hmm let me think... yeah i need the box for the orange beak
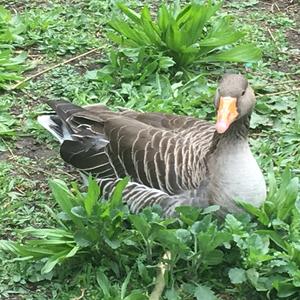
[216,96,239,134]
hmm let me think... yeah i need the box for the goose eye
[241,90,246,96]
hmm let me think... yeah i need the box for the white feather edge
[37,115,72,144]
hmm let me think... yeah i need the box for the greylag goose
[38,74,266,216]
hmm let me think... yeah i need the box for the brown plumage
[38,74,266,215]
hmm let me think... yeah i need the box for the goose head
[214,74,255,134]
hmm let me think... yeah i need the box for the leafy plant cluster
[0,6,26,89]
[108,1,261,68]
[1,170,300,299]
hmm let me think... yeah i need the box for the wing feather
[41,100,215,195]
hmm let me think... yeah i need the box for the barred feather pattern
[88,120,215,195]
[40,101,216,214]
[38,74,266,216]
[97,177,200,216]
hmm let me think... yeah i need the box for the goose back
[42,101,215,195]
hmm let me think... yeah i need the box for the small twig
[0,138,17,160]
[271,79,300,85]
[10,47,103,90]
[257,87,300,98]
[274,2,280,12]
[27,163,77,179]
[14,186,25,195]
[289,28,300,33]
[71,288,86,300]
[267,28,276,43]
[150,251,171,300]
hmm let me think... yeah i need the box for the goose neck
[219,114,250,142]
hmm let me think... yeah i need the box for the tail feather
[37,115,72,144]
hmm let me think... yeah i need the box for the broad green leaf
[176,229,192,244]
[237,200,269,225]
[123,292,148,300]
[201,44,262,63]
[140,7,161,46]
[267,167,277,200]
[108,19,149,46]
[194,285,217,300]
[96,268,111,297]
[129,214,151,237]
[84,177,100,216]
[165,288,180,300]
[201,16,245,48]
[41,248,73,274]
[200,31,245,47]
[165,21,182,52]
[228,268,247,284]
[176,206,202,225]
[202,205,220,214]
[158,4,172,33]
[140,60,158,81]
[277,177,299,221]
[117,3,141,24]
[255,230,287,251]
[71,206,86,219]
[41,256,61,274]
[104,237,121,249]
[154,229,188,253]
[204,249,224,265]
[49,179,74,215]
[273,281,298,298]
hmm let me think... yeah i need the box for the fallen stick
[10,47,103,90]
[267,28,276,43]
[257,87,300,98]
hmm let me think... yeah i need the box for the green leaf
[201,16,245,48]
[123,292,148,300]
[49,179,74,215]
[121,271,132,299]
[176,229,192,244]
[104,237,121,250]
[237,200,269,225]
[158,4,172,33]
[84,177,100,216]
[96,268,111,297]
[129,214,151,237]
[140,6,161,46]
[41,247,76,274]
[71,206,86,219]
[202,205,220,214]
[273,281,298,298]
[194,285,217,300]
[205,249,224,266]
[165,288,180,300]
[117,3,141,25]
[277,177,299,221]
[201,44,262,63]
[110,177,129,208]
[0,240,19,254]
[159,56,175,69]
[255,230,287,251]
[228,268,247,284]
[154,229,188,253]
[176,206,202,225]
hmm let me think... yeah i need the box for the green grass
[0,0,299,299]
